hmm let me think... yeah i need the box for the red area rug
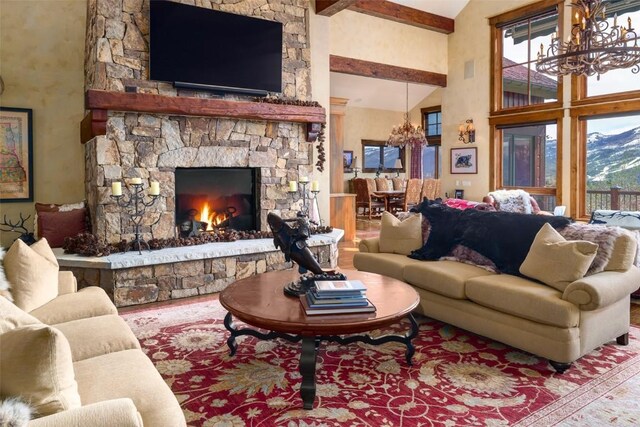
[122,300,640,426]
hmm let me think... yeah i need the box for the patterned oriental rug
[122,300,640,427]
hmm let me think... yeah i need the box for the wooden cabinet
[329,193,356,241]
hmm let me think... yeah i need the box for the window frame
[360,140,406,173]
[570,100,640,220]
[421,106,442,179]
[489,109,563,202]
[489,0,564,115]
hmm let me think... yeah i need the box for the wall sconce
[458,119,475,144]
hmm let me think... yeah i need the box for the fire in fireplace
[175,168,259,235]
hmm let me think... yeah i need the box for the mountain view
[546,126,640,191]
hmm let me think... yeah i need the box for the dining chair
[389,178,423,213]
[421,178,441,201]
[354,178,385,220]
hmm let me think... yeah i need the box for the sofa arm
[359,237,380,253]
[57,271,77,295]
[563,267,640,310]
[29,399,143,427]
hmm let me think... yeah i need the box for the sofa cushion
[4,238,59,312]
[404,260,495,299]
[379,211,423,255]
[353,252,422,282]
[0,295,41,334]
[74,349,186,427]
[52,315,141,361]
[0,324,81,417]
[465,275,580,328]
[520,223,598,292]
[30,287,117,325]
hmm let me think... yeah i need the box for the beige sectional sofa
[1,271,186,426]
[354,230,640,372]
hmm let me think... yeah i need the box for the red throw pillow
[38,209,88,248]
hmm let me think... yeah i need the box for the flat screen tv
[150,0,283,96]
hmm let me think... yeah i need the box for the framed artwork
[454,189,464,199]
[343,150,354,171]
[451,147,477,174]
[1,107,33,202]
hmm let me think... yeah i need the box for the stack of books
[300,280,376,315]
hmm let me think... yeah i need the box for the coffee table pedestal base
[223,312,419,409]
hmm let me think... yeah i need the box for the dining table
[372,190,405,211]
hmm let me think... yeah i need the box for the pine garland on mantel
[63,225,334,257]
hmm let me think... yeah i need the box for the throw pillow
[4,239,59,312]
[0,246,13,302]
[379,211,423,255]
[38,209,88,248]
[520,223,598,291]
[0,324,81,417]
[0,296,41,334]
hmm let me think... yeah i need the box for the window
[489,1,564,210]
[490,0,562,113]
[422,106,442,178]
[361,140,404,173]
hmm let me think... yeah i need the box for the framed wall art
[1,107,33,202]
[343,150,353,172]
[450,147,477,174]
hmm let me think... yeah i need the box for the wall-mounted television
[150,0,283,96]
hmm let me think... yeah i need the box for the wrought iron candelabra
[111,183,160,254]
[288,180,320,219]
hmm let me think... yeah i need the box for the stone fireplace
[62,0,338,307]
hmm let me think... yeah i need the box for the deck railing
[586,187,640,213]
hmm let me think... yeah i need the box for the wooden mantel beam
[330,55,447,87]
[349,0,454,34]
[316,0,358,16]
[80,90,326,144]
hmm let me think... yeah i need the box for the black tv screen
[150,1,283,95]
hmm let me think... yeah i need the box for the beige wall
[330,10,448,74]
[442,0,540,202]
[0,0,86,248]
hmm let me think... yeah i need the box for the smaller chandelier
[536,0,640,78]
[387,83,428,148]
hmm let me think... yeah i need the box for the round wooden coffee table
[219,269,420,409]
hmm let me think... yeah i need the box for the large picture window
[361,140,404,173]
[490,0,562,113]
[422,106,442,179]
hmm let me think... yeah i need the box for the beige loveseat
[354,228,640,372]
[0,271,186,426]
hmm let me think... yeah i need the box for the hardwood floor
[121,218,640,329]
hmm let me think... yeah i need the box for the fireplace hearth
[175,167,259,236]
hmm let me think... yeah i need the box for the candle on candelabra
[299,176,309,183]
[130,177,142,185]
[112,182,122,196]
[311,181,319,192]
[289,180,298,192]
[149,181,160,196]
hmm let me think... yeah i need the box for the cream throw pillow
[0,324,81,417]
[379,211,423,255]
[520,223,598,291]
[0,296,41,334]
[4,239,59,312]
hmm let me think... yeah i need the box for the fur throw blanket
[409,200,571,275]
[488,189,533,214]
[0,398,32,427]
[559,223,626,275]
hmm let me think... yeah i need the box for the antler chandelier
[536,0,640,78]
[387,83,428,148]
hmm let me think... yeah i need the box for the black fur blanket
[409,200,571,275]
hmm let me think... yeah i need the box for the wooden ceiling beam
[349,0,454,34]
[316,0,358,16]
[330,55,447,87]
